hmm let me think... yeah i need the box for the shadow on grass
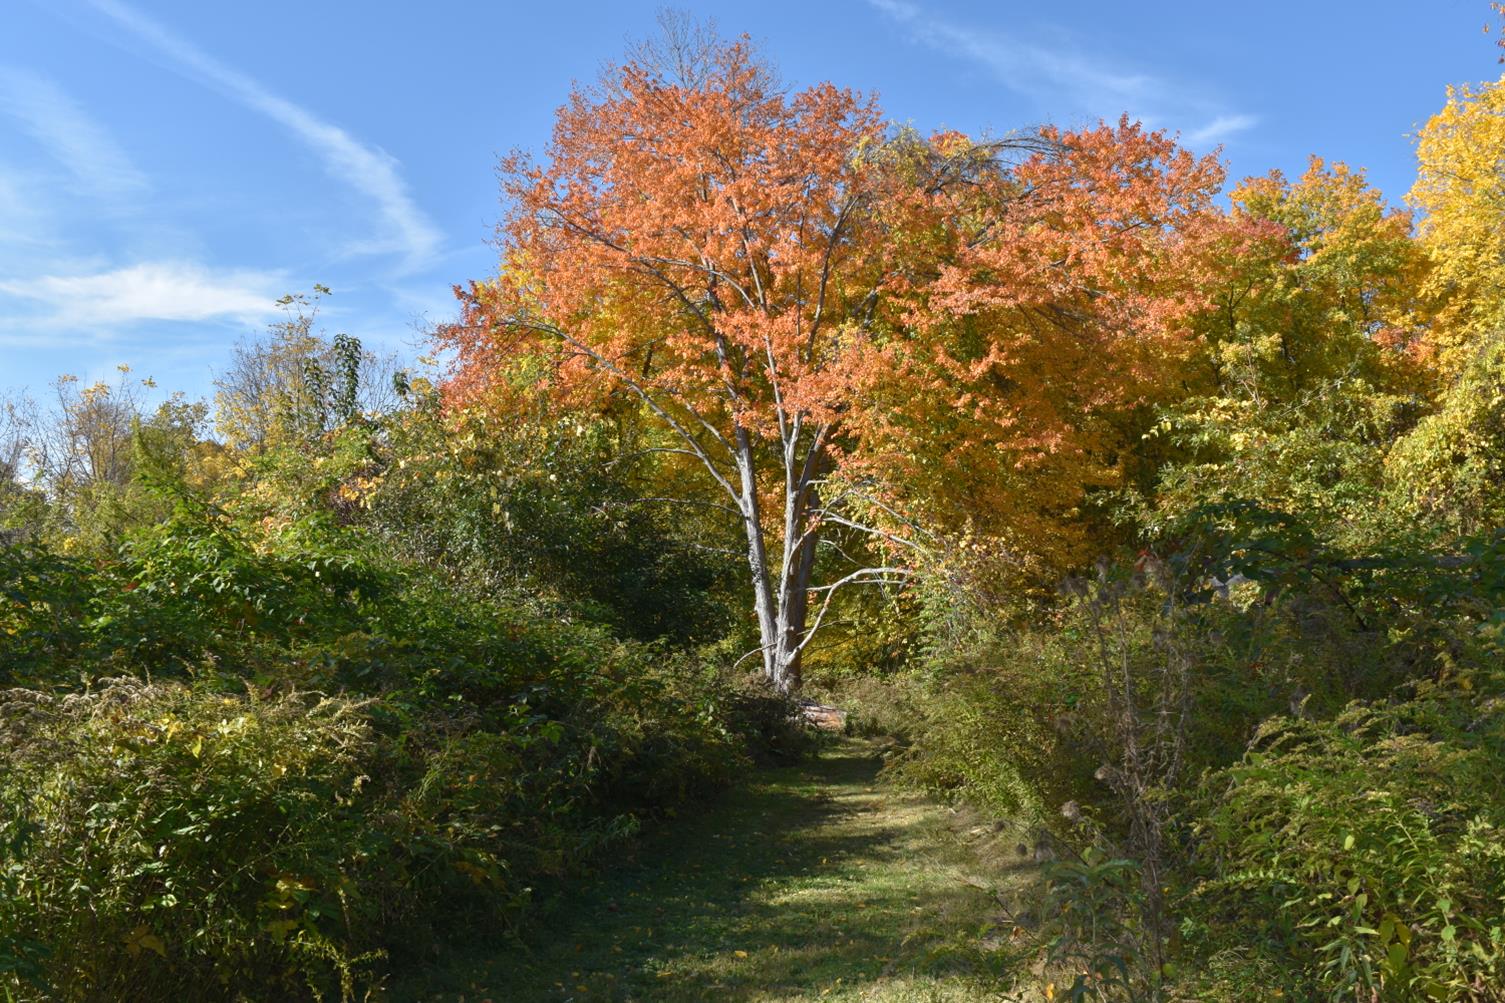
[396,739,1021,1002]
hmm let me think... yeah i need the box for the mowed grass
[395,737,1040,1002]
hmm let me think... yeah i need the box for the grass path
[396,737,1038,1002]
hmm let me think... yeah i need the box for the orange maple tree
[848,119,1231,578]
[440,28,1232,689]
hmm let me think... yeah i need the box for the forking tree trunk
[734,425,821,694]
[510,322,913,697]
[519,322,859,697]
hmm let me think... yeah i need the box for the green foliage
[880,661,1060,822]
[99,504,399,678]
[712,671,821,765]
[0,496,761,1000]
[0,680,382,1001]
[1036,849,1160,1003]
[1137,380,1412,547]
[888,548,1396,830]
[363,397,739,644]
[0,543,91,685]
[1387,331,1505,535]
[1182,670,1505,1001]
[895,511,1505,998]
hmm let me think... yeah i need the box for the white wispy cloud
[1183,113,1260,146]
[0,260,283,330]
[0,66,148,198]
[867,0,1257,147]
[0,169,57,250]
[86,0,444,272]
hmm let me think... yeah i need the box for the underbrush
[0,664,755,1001]
[860,568,1378,830]
[0,681,381,1001]
[0,515,802,1001]
[1181,667,1505,1000]
[865,539,1505,1001]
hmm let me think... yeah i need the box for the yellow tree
[1143,159,1431,535]
[1408,74,1505,373]
[1220,158,1430,386]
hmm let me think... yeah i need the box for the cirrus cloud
[868,0,1259,148]
[85,0,444,273]
[0,65,148,199]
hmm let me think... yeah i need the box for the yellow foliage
[1409,74,1505,373]
[1386,331,1505,534]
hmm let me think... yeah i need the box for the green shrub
[1181,670,1505,1001]
[0,653,750,1000]
[829,671,933,745]
[1387,332,1505,536]
[888,564,1374,830]
[0,439,810,1000]
[884,665,1061,822]
[0,528,757,1001]
[1035,849,1162,1003]
[361,403,740,645]
[0,543,90,686]
[0,679,383,1001]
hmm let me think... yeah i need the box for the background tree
[16,367,209,553]
[214,287,404,454]
[1139,159,1432,540]
[1387,330,1505,535]
[0,391,44,538]
[1408,73,1505,372]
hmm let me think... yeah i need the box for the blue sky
[1,0,1498,401]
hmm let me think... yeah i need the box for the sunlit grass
[396,738,1039,1002]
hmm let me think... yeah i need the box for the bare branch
[796,566,913,656]
[605,446,707,467]
[595,496,743,517]
[508,317,742,503]
[819,513,928,553]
